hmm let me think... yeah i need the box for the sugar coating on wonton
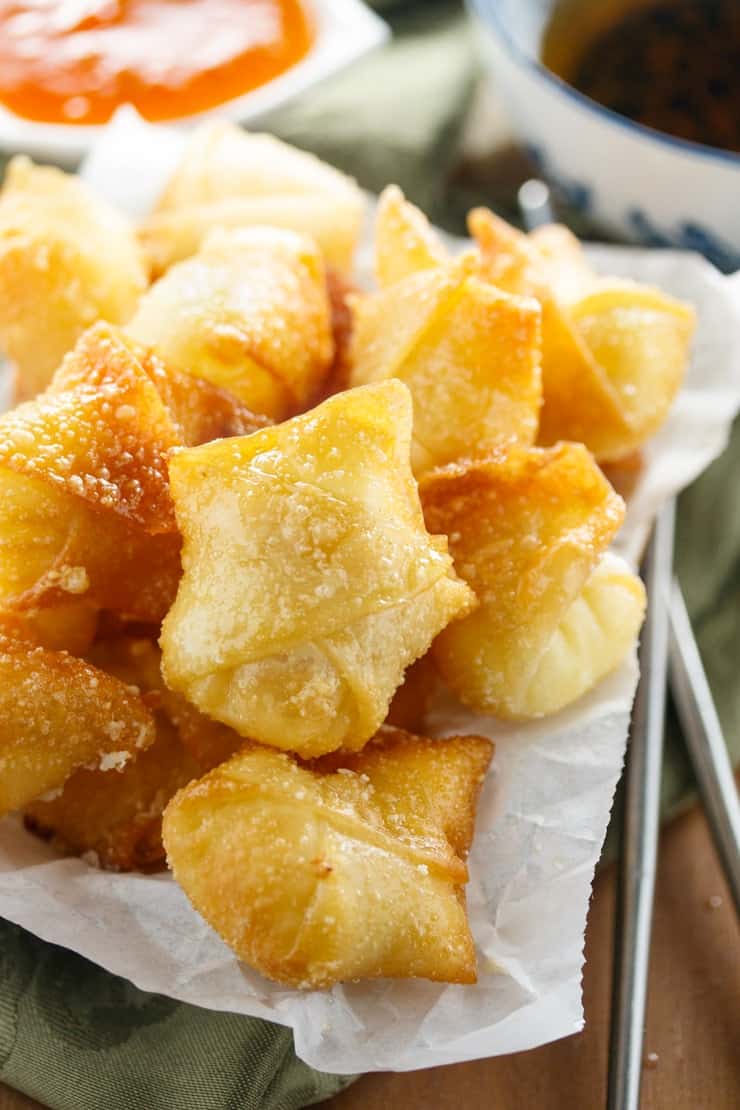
[130,343,270,447]
[140,122,365,276]
[0,156,148,400]
[163,726,493,989]
[469,208,695,462]
[0,324,183,623]
[160,380,476,757]
[25,637,242,871]
[349,265,542,475]
[0,633,155,816]
[420,445,646,718]
[374,185,449,288]
[128,227,334,421]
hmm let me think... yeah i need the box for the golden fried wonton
[0,633,155,816]
[0,323,183,624]
[160,380,475,757]
[162,726,493,988]
[0,156,148,400]
[469,208,695,461]
[24,637,242,871]
[140,122,365,276]
[349,266,542,475]
[420,445,646,718]
[128,227,334,420]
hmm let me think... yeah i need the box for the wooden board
[2,803,738,1110]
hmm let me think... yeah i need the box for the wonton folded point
[160,380,476,757]
[375,185,449,288]
[0,156,148,400]
[162,726,493,988]
[469,208,695,461]
[420,445,645,718]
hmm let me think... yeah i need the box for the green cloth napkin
[0,921,353,1109]
[2,2,739,1107]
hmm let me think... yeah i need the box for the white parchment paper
[1,113,739,1073]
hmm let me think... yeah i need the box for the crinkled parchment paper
[1,112,739,1073]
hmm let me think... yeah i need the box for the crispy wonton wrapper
[161,380,475,757]
[163,727,493,989]
[0,156,148,400]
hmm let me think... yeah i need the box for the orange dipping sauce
[0,0,314,125]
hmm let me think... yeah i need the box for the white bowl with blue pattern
[468,0,740,270]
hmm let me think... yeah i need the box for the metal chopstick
[668,580,740,916]
[608,500,676,1110]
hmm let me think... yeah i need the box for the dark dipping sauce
[543,0,740,154]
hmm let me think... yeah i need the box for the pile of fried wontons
[0,124,694,990]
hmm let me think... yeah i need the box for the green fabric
[0,921,355,1109]
[2,1,739,1106]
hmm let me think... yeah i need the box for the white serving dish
[0,0,388,166]
[468,0,740,271]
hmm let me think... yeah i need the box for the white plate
[0,0,388,166]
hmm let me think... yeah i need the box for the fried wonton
[128,227,334,420]
[349,187,542,474]
[350,273,541,475]
[469,208,695,461]
[420,445,646,718]
[160,381,476,757]
[0,633,155,816]
[0,323,183,624]
[140,122,365,276]
[0,156,148,400]
[24,637,242,871]
[163,726,493,988]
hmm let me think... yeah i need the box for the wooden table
[2,803,738,1110]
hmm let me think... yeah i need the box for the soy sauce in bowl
[542,0,740,154]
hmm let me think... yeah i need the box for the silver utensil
[668,580,740,916]
[607,501,675,1110]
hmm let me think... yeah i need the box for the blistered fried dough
[349,265,541,474]
[163,727,493,988]
[134,347,269,446]
[140,122,365,276]
[24,716,199,871]
[0,156,148,400]
[0,633,155,816]
[160,381,475,757]
[25,638,242,871]
[0,324,182,622]
[469,208,695,461]
[420,446,646,718]
[128,227,334,420]
[375,185,448,287]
